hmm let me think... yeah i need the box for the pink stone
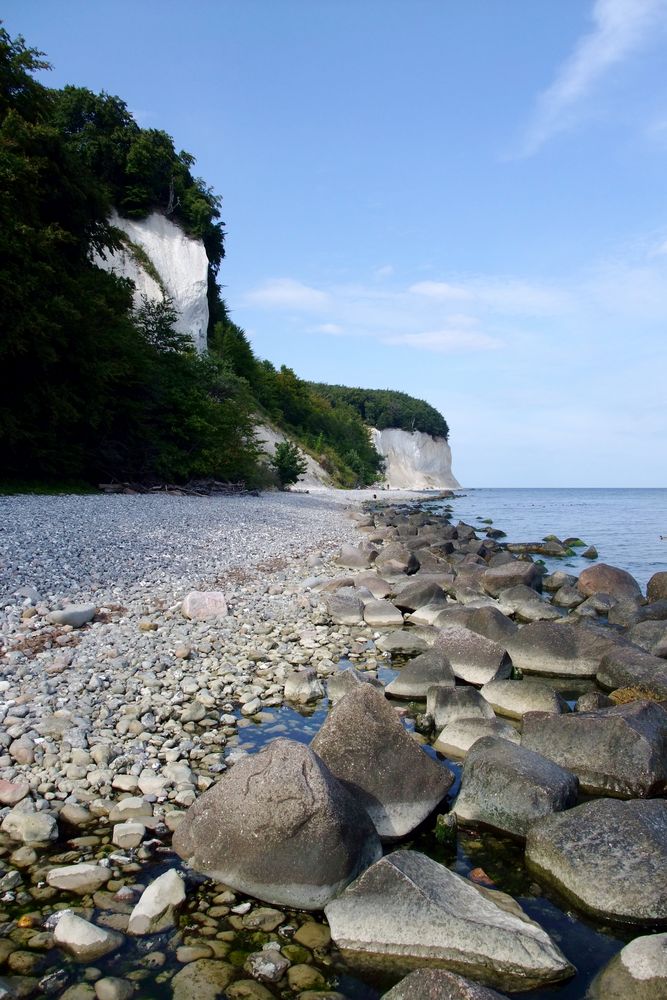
[0,778,30,806]
[181,591,228,621]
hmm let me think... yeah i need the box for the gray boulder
[597,645,667,698]
[577,563,642,601]
[172,738,381,909]
[648,572,667,603]
[375,543,419,576]
[497,586,562,623]
[526,798,667,925]
[522,700,667,797]
[325,590,364,625]
[427,686,495,730]
[354,572,392,598]
[506,620,625,678]
[324,850,574,990]
[375,630,431,655]
[393,580,446,612]
[336,543,378,569]
[588,932,667,1000]
[482,562,542,598]
[466,606,518,644]
[434,626,512,685]
[382,969,509,999]
[386,649,455,699]
[284,668,325,704]
[363,600,404,627]
[327,666,383,704]
[311,686,453,839]
[434,718,520,759]
[627,620,667,658]
[453,737,578,838]
[480,679,568,719]
[47,603,96,627]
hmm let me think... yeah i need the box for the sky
[5,0,667,487]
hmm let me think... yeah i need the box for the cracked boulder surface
[172,737,382,909]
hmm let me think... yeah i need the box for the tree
[271,441,307,489]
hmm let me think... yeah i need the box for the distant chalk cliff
[95,210,209,352]
[371,427,460,490]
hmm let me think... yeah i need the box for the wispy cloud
[245,277,330,310]
[373,264,395,279]
[519,0,667,156]
[409,280,472,301]
[382,329,502,353]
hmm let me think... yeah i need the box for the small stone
[287,964,326,990]
[242,907,285,932]
[94,978,134,1000]
[244,948,290,983]
[47,604,97,627]
[127,869,186,935]
[182,592,228,621]
[47,864,111,895]
[112,822,146,849]
[54,912,124,962]
[293,922,331,950]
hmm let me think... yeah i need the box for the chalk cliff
[371,427,460,490]
[96,210,209,352]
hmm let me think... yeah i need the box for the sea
[437,487,667,591]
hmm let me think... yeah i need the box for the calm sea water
[438,488,667,591]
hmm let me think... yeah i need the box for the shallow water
[438,487,667,589]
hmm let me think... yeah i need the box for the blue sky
[5,0,667,486]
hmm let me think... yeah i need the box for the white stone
[112,822,146,849]
[47,863,110,894]
[128,869,186,935]
[371,428,460,490]
[47,603,96,628]
[95,210,209,353]
[182,591,228,621]
[1,805,58,843]
[54,911,124,962]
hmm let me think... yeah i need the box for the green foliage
[310,384,449,439]
[271,441,308,489]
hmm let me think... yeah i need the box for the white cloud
[520,0,667,156]
[314,323,345,335]
[245,278,330,310]
[409,280,472,300]
[383,329,502,353]
[373,264,395,279]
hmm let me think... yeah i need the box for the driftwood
[98,479,258,497]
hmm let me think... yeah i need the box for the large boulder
[434,626,512,685]
[427,687,495,730]
[375,630,431,655]
[336,543,378,569]
[172,738,381,909]
[497,586,562,623]
[522,700,667,797]
[480,679,568,719]
[375,543,420,576]
[363,600,404,627]
[311,686,453,839]
[434,718,520,759]
[588,932,667,1000]
[393,580,446,613]
[453,737,578,838]
[597,645,667,698]
[385,649,455,699]
[466,606,518,644]
[506,620,625,678]
[382,969,509,1000]
[526,799,667,925]
[577,563,642,601]
[325,590,364,625]
[324,851,574,990]
[647,572,667,603]
[628,620,667,658]
[481,562,542,598]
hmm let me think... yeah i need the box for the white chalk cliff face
[96,210,209,352]
[371,427,460,490]
[255,424,333,488]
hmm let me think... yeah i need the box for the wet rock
[47,863,110,894]
[53,912,124,962]
[287,964,326,990]
[577,564,642,601]
[427,687,495,730]
[434,718,520,759]
[244,949,289,983]
[480,679,568,719]
[383,968,509,999]
[324,850,573,990]
[375,630,431,655]
[588,932,667,1000]
[385,649,455,699]
[628,620,667,658]
[112,822,145,849]
[481,562,542,598]
[526,799,667,925]
[226,981,275,1000]
[181,591,228,620]
[94,978,134,1000]
[242,907,285,932]
[311,685,453,839]
[173,738,381,909]
[522,700,667,797]
[284,668,325,704]
[127,869,185,935]
[363,600,404,627]
[453,737,578,838]
[326,667,383,704]
[170,959,235,1000]
[1,803,57,844]
[47,603,96,627]
[434,626,512,685]
[293,921,331,949]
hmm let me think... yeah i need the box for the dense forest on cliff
[309,385,449,439]
[0,27,446,489]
